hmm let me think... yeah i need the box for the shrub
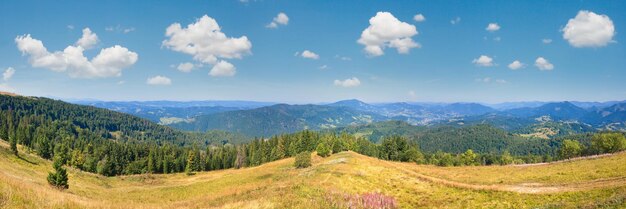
[316,142,331,157]
[294,151,312,168]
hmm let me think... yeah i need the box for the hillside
[170,104,384,137]
[75,100,273,124]
[0,142,624,208]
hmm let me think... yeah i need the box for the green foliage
[170,104,382,137]
[560,140,583,159]
[9,135,17,156]
[402,147,424,163]
[294,151,312,168]
[47,157,69,190]
[460,149,478,166]
[499,150,514,165]
[316,142,331,157]
[591,133,626,154]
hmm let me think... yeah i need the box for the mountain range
[77,99,626,138]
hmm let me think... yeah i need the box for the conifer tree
[47,157,69,190]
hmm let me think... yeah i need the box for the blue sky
[0,0,624,103]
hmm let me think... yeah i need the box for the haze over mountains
[75,99,626,137]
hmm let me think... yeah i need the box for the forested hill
[169,104,384,137]
[0,94,247,146]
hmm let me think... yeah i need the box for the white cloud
[76,28,99,49]
[163,15,252,66]
[300,50,319,59]
[209,60,236,77]
[3,67,15,81]
[475,77,507,84]
[67,25,74,30]
[358,12,420,56]
[117,80,125,85]
[562,10,615,48]
[535,57,554,70]
[472,55,494,67]
[334,77,361,87]
[450,17,461,25]
[105,25,135,34]
[266,12,289,28]
[413,14,425,22]
[319,65,328,70]
[486,23,500,32]
[176,62,195,72]
[508,60,524,70]
[334,55,351,61]
[542,39,552,44]
[123,28,135,34]
[146,75,171,85]
[475,77,492,83]
[15,29,138,78]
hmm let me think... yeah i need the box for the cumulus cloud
[562,10,615,48]
[357,12,420,56]
[535,57,554,70]
[15,29,138,78]
[3,67,15,81]
[542,39,553,44]
[413,14,425,22]
[508,60,524,70]
[209,60,236,77]
[300,50,319,59]
[486,23,500,32]
[176,62,195,72]
[334,77,361,87]
[163,15,252,67]
[472,55,494,67]
[76,28,98,49]
[450,17,461,25]
[146,75,171,85]
[266,12,289,28]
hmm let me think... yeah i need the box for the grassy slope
[1,141,625,209]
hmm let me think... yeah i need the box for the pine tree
[147,149,157,173]
[185,150,195,175]
[47,157,69,190]
[10,135,17,156]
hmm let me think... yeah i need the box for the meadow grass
[1,143,625,208]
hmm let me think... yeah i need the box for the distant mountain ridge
[80,99,626,137]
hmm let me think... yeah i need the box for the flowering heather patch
[326,191,398,209]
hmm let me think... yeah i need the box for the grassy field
[1,142,625,208]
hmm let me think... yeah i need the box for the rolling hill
[1,141,624,208]
[169,104,385,137]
